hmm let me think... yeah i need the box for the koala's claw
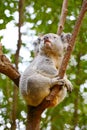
[51,77,63,86]
[57,79,65,86]
[64,80,73,93]
[51,77,66,87]
[51,77,73,93]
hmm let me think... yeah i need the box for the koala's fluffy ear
[61,32,72,43]
[33,34,44,46]
[33,38,41,56]
[33,34,44,56]
[60,32,72,51]
[33,38,40,46]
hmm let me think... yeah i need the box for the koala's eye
[54,36,56,39]
[61,34,63,38]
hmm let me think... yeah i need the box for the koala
[33,37,41,56]
[19,33,73,107]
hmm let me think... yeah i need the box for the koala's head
[39,33,71,56]
[33,32,71,56]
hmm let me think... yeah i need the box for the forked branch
[26,1,87,130]
[43,0,87,109]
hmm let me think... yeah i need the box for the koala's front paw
[64,79,73,93]
[51,77,73,92]
[51,77,66,87]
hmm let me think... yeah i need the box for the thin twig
[59,0,87,78]
[57,0,68,35]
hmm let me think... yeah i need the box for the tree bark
[11,0,25,129]
[0,54,20,86]
[26,106,41,130]
[58,0,87,78]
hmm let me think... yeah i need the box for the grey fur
[19,33,73,106]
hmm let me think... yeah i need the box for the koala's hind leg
[26,74,53,106]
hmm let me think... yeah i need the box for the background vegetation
[0,0,87,130]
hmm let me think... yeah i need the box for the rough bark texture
[26,106,41,130]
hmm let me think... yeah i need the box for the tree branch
[0,44,20,86]
[57,0,68,35]
[59,0,87,78]
[26,0,87,129]
[11,0,25,129]
[45,0,87,108]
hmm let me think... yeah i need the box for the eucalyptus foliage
[0,0,87,130]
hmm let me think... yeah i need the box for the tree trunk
[11,0,24,129]
[26,106,41,130]
[11,86,18,130]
